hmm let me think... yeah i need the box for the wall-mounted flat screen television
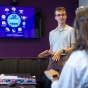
[0,6,41,38]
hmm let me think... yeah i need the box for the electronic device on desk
[0,5,42,38]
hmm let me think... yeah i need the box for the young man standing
[38,7,76,88]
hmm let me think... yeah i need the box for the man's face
[55,10,67,24]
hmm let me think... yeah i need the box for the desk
[0,74,37,88]
[0,84,36,88]
[0,85,36,88]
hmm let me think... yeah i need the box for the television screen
[0,6,41,38]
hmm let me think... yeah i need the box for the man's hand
[52,50,62,61]
[38,50,49,58]
[44,69,59,81]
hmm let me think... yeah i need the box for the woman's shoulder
[70,50,88,58]
[66,50,88,68]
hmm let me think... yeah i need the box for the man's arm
[52,43,75,61]
[62,43,75,54]
[38,46,53,58]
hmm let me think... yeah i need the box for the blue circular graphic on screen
[7,14,21,27]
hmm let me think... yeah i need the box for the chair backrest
[6,82,21,88]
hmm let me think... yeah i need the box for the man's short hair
[55,7,67,13]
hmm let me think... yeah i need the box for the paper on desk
[0,74,5,79]
[0,74,18,79]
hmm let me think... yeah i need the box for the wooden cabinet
[18,58,49,80]
[0,58,17,73]
[0,58,49,81]
[18,58,40,80]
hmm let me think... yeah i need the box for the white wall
[79,0,88,6]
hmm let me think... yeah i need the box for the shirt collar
[54,25,68,32]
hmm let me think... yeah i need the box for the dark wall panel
[0,58,49,81]
[18,58,40,80]
[0,58,17,73]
